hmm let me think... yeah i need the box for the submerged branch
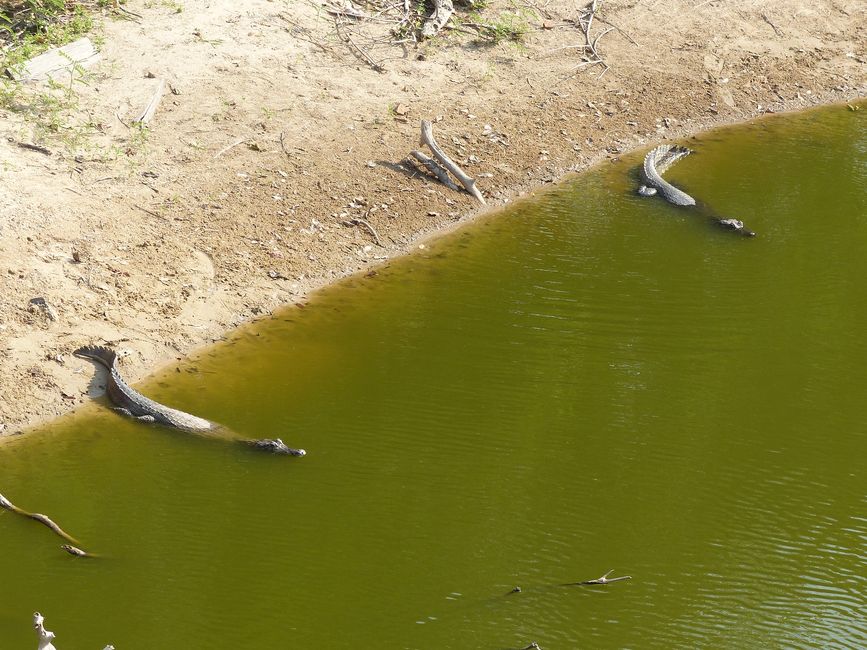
[561,569,632,586]
[0,492,80,544]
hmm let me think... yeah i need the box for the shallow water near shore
[2,103,866,648]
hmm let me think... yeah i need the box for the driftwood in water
[33,612,114,650]
[0,492,80,544]
[34,612,57,650]
[418,120,486,204]
[561,569,632,586]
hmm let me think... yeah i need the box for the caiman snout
[273,437,306,456]
[717,218,756,237]
[250,437,306,456]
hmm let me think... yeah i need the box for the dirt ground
[0,0,864,436]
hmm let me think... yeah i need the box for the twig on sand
[349,217,384,247]
[593,13,639,46]
[760,12,783,36]
[576,0,611,77]
[115,1,144,20]
[214,137,246,159]
[15,141,52,156]
[133,79,166,126]
[133,204,165,220]
[334,15,385,73]
[553,1,613,79]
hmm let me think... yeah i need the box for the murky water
[2,104,866,649]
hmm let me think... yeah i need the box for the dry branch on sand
[133,78,166,126]
[543,0,631,79]
[409,120,486,204]
[318,0,503,73]
[409,149,460,191]
[572,0,613,77]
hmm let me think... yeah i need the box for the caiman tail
[74,344,215,432]
[73,345,117,370]
[641,144,696,206]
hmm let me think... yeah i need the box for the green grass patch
[1,1,100,147]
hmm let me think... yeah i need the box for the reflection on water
[1,104,865,649]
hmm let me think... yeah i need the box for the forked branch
[419,120,486,204]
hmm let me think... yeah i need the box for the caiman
[73,345,305,456]
[638,144,756,237]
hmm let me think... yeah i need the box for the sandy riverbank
[0,0,864,435]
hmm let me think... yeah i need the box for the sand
[0,0,864,435]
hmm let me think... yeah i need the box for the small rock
[28,297,58,322]
[394,103,409,116]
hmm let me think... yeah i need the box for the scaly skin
[73,345,306,455]
[640,144,696,206]
[74,345,214,431]
[638,144,756,237]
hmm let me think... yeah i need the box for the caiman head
[253,438,306,456]
[717,218,756,237]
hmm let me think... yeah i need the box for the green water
[2,104,866,649]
